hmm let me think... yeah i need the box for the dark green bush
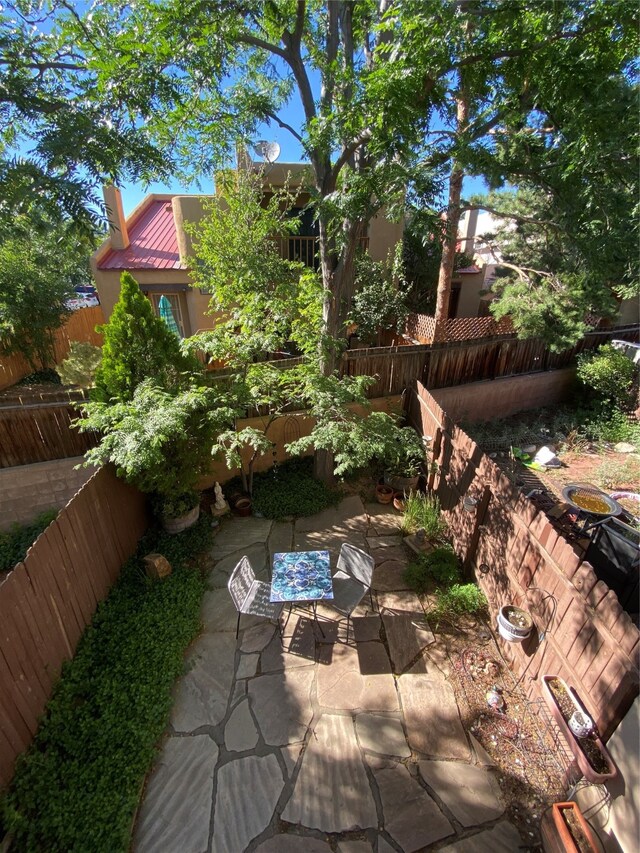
[403,545,460,594]
[1,517,211,852]
[0,510,58,573]
[251,457,342,519]
[430,583,488,623]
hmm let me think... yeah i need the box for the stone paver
[135,735,217,853]
[224,698,259,752]
[317,642,398,712]
[209,516,273,560]
[171,634,236,731]
[200,586,240,633]
[352,614,382,642]
[249,668,314,745]
[212,754,284,853]
[439,821,523,852]
[356,713,410,758]
[372,761,454,852]
[470,733,496,767]
[208,541,267,588]
[337,841,374,853]
[267,520,294,565]
[255,837,332,853]
[281,742,302,777]
[407,642,451,677]
[372,559,411,592]
[282,714,377,832]
[261,614,317,672]
[236,652,259,679]
[418,761,504,827]
[241,621,276,653]
[365,502,401,535]
[398,675,470,759]
[377,839,396,853]
[377,590,424,614]
[382,612,435,674]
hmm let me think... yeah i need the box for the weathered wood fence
[0,306,104,392]
[409,381,639,744]
[0,466,148,789]
[344,324,639,398]
[0,402,99,468]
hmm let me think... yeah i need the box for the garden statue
[212,481,230,516]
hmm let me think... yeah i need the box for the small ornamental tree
[93,272,200,402]
[349,247,410,347]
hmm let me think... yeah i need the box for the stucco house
[91,163,403,337]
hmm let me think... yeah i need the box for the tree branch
[461,204,562,230]
[237,33,288,62]
[265,110,303,143]
[331,129,373,183]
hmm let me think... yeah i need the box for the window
[150,293,186,337]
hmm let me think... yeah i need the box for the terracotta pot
[162,504,200,534]
[541,802,599,853]
[233,497,252,517]
[385,472,420,492]
[393,492,406,512]
[375,483,394,504]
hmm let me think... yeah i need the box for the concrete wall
[431,367,577,423]
[0,457,96,532]
[454,271,486,317]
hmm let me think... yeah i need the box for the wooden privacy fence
[0,465,148,789]
[0,306,104,392]
[0,403,99,468]
[343,324,639,398]
[409,381,639,744]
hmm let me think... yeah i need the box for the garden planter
[393,492,406,512]
[385,472,420,492]
[497,604,534,642]
[233,496,253,517]
[540,802,599,853]
[375,483,394,504]
[162,504,200,534]
[542,675,617,784]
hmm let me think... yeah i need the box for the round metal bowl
[562,483,622,517]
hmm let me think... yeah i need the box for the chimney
[103,184,130,250]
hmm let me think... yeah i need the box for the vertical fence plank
[0,465,148,789]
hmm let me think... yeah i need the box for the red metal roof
[98,199,184,271]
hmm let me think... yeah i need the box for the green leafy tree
[93,272,200,403]
[349,247,410,346]
[0,213,93,370]
[577,344,638,411]
[0,1,167,231]
[78,380,231,517]
[478,183,639,350]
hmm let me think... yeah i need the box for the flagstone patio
[133,497,524,853]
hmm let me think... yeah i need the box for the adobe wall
[409,381,639,743]
[0,457,96,532]
[431,367,577,423]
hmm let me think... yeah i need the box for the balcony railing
[278,235,370,269]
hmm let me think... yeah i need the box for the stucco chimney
[103,184,130,250]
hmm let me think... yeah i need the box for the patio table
[270,550,333,634]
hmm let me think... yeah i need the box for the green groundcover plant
[250,457,342,520]
[0,510,57,573]
[1,518,211,852]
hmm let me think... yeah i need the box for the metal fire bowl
[562,483,622,518]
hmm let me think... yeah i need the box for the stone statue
[212,482,230,516]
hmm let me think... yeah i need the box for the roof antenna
[253,140,281,164]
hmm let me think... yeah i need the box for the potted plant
[78,380,231,533]
[375,483,394,504]
[540,802,599,853]
[381,425,428,492]
[542,675,617,784]
[497,604,534,642]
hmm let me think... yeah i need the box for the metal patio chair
[330,543,376,643]
[228,556,284,640]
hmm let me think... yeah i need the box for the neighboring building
[456,209,639,325]
[91,163,403,336]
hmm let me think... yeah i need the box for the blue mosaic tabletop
[270,550,333,603]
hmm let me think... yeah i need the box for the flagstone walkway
[133,497,525,853]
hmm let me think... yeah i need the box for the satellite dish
[253,140,281,163]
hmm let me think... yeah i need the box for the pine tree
[93,272,199,402]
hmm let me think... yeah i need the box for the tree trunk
[434,79,470,342]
